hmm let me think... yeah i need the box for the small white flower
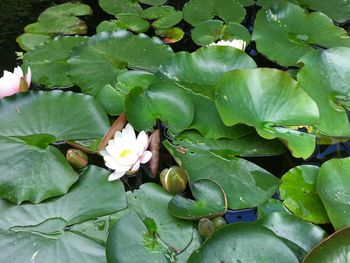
[0,66,31,99]
[209,39,246,51]
[100,124,152,181]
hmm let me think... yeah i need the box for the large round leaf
[164,140,280,209]
[99,0,142,16]
[160,45,257,139]
[171,130,286,157]
[68,31,174,95]
[23,36,87,87]
[168,179,227,220]
[252,2,350,66]
[0,91,109,203]
[279,165,329,224]
[317,157,350,230]
[303,227,350,263]
[257,212,328,260]
[0,166,127,263]
[297,48,350,136]
[188,223,299,263]
[183,0,246,26]
[125,82,195,134]
[141,6,182,29]
[215,68,320,159]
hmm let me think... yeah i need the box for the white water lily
[209,39,246,51]
[0,66,31,99]
[100,124,152,181]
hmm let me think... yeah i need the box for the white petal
[136,131,148,152]
[25,67,31,86]
[139,151,152,164]
[106,143,119,157]
[13,66,24,78]
[99,149,108,157]
[130,161,140,172]
[122,123,136,141]
[108,171,125,181]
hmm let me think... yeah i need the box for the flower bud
[211,216,227,229]
[198,218,215,238]
[66,149,88,169]
[160,166,188,194]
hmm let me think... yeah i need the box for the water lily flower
[100,123,152,181]
[209,39,246,51]
[0,66,31,99]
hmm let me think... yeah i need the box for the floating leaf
[96,20,120,33]
[155,27,184,43]
[16,33,51,51]
[99,0,142,16]
[188,223,299,263]
[160,45,257,138]
[257,198,290,218]
[125,82,195,134]
[317,157,350,230]
[279,165,329,224]
[96,14,149,34]
[258,212,328,260]
[0,166,127,263]
[0,91,109,203]
[164,140,280,209]
[127,183,194,252]
[183,0,246,26]
[216,68,319,159]
[68,31,174,95]
[23,36,87,88]
[168,179,227,220]
[141,6,182,29]
[303,227,350,263]
[297,47,350,136]
[252,2,350,66]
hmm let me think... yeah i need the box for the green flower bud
[160,166,188,194]
[211,216,227,229]
[198,218,215,238]
[66,149,88,169]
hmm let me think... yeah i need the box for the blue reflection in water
[225,208,257,223]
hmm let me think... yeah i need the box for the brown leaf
[98,112,127,152]
[148,129,160,177]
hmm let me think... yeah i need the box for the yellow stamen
[119,149,133,158]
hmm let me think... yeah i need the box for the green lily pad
[188,223,299,263]
[24,3,92,35]
[99,0,142,16]
[191,20,250,46]
[171,130,286,157]
[125,82,195,134]
[16,33,51,51]
[297,48,350,136]
[258,212,328,260]
[317,157,350,230]
[0,165,127,263]
[96,20,120,33]
[252,2,350,66]
[216,68,320,159]
[168,179,227,220]
[303,227,350,263]
[23,36,87,88]
[68,31,174,95]
[127,183,194,253]
[155,27,185,43]
[257,198,290,218]
[279,165,329,224]
[164,140,280,209]
[160,45,257,139]
[0,91,109,203]
[141,6,182,29]
[183,0,246,26]
[96,14,150,34]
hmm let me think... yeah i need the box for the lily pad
[164,140,280,209]
[279,165,329,224]
[215,68,320,159]
[168,179,227,220]
[257,198,290,218]
[0,91,109,203]
[99,0,142,16]
[252,1,350,66]
[97,14,150,33]
[188,223,299,263]
[16,33,51,51]
[183,0,246,26]
[125,82,195,134]
[303,227,350,263]
[0,166,127,263]
[297,48,350,136]
[23,36,87,88]
[155,27,185,43]
[160,45,257,139]
[68,31,174,95]
[127,183,194,253]
[141,6,182,29]
[171,130,286,157]
[317,157,350,230]
[257,212,328,260]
